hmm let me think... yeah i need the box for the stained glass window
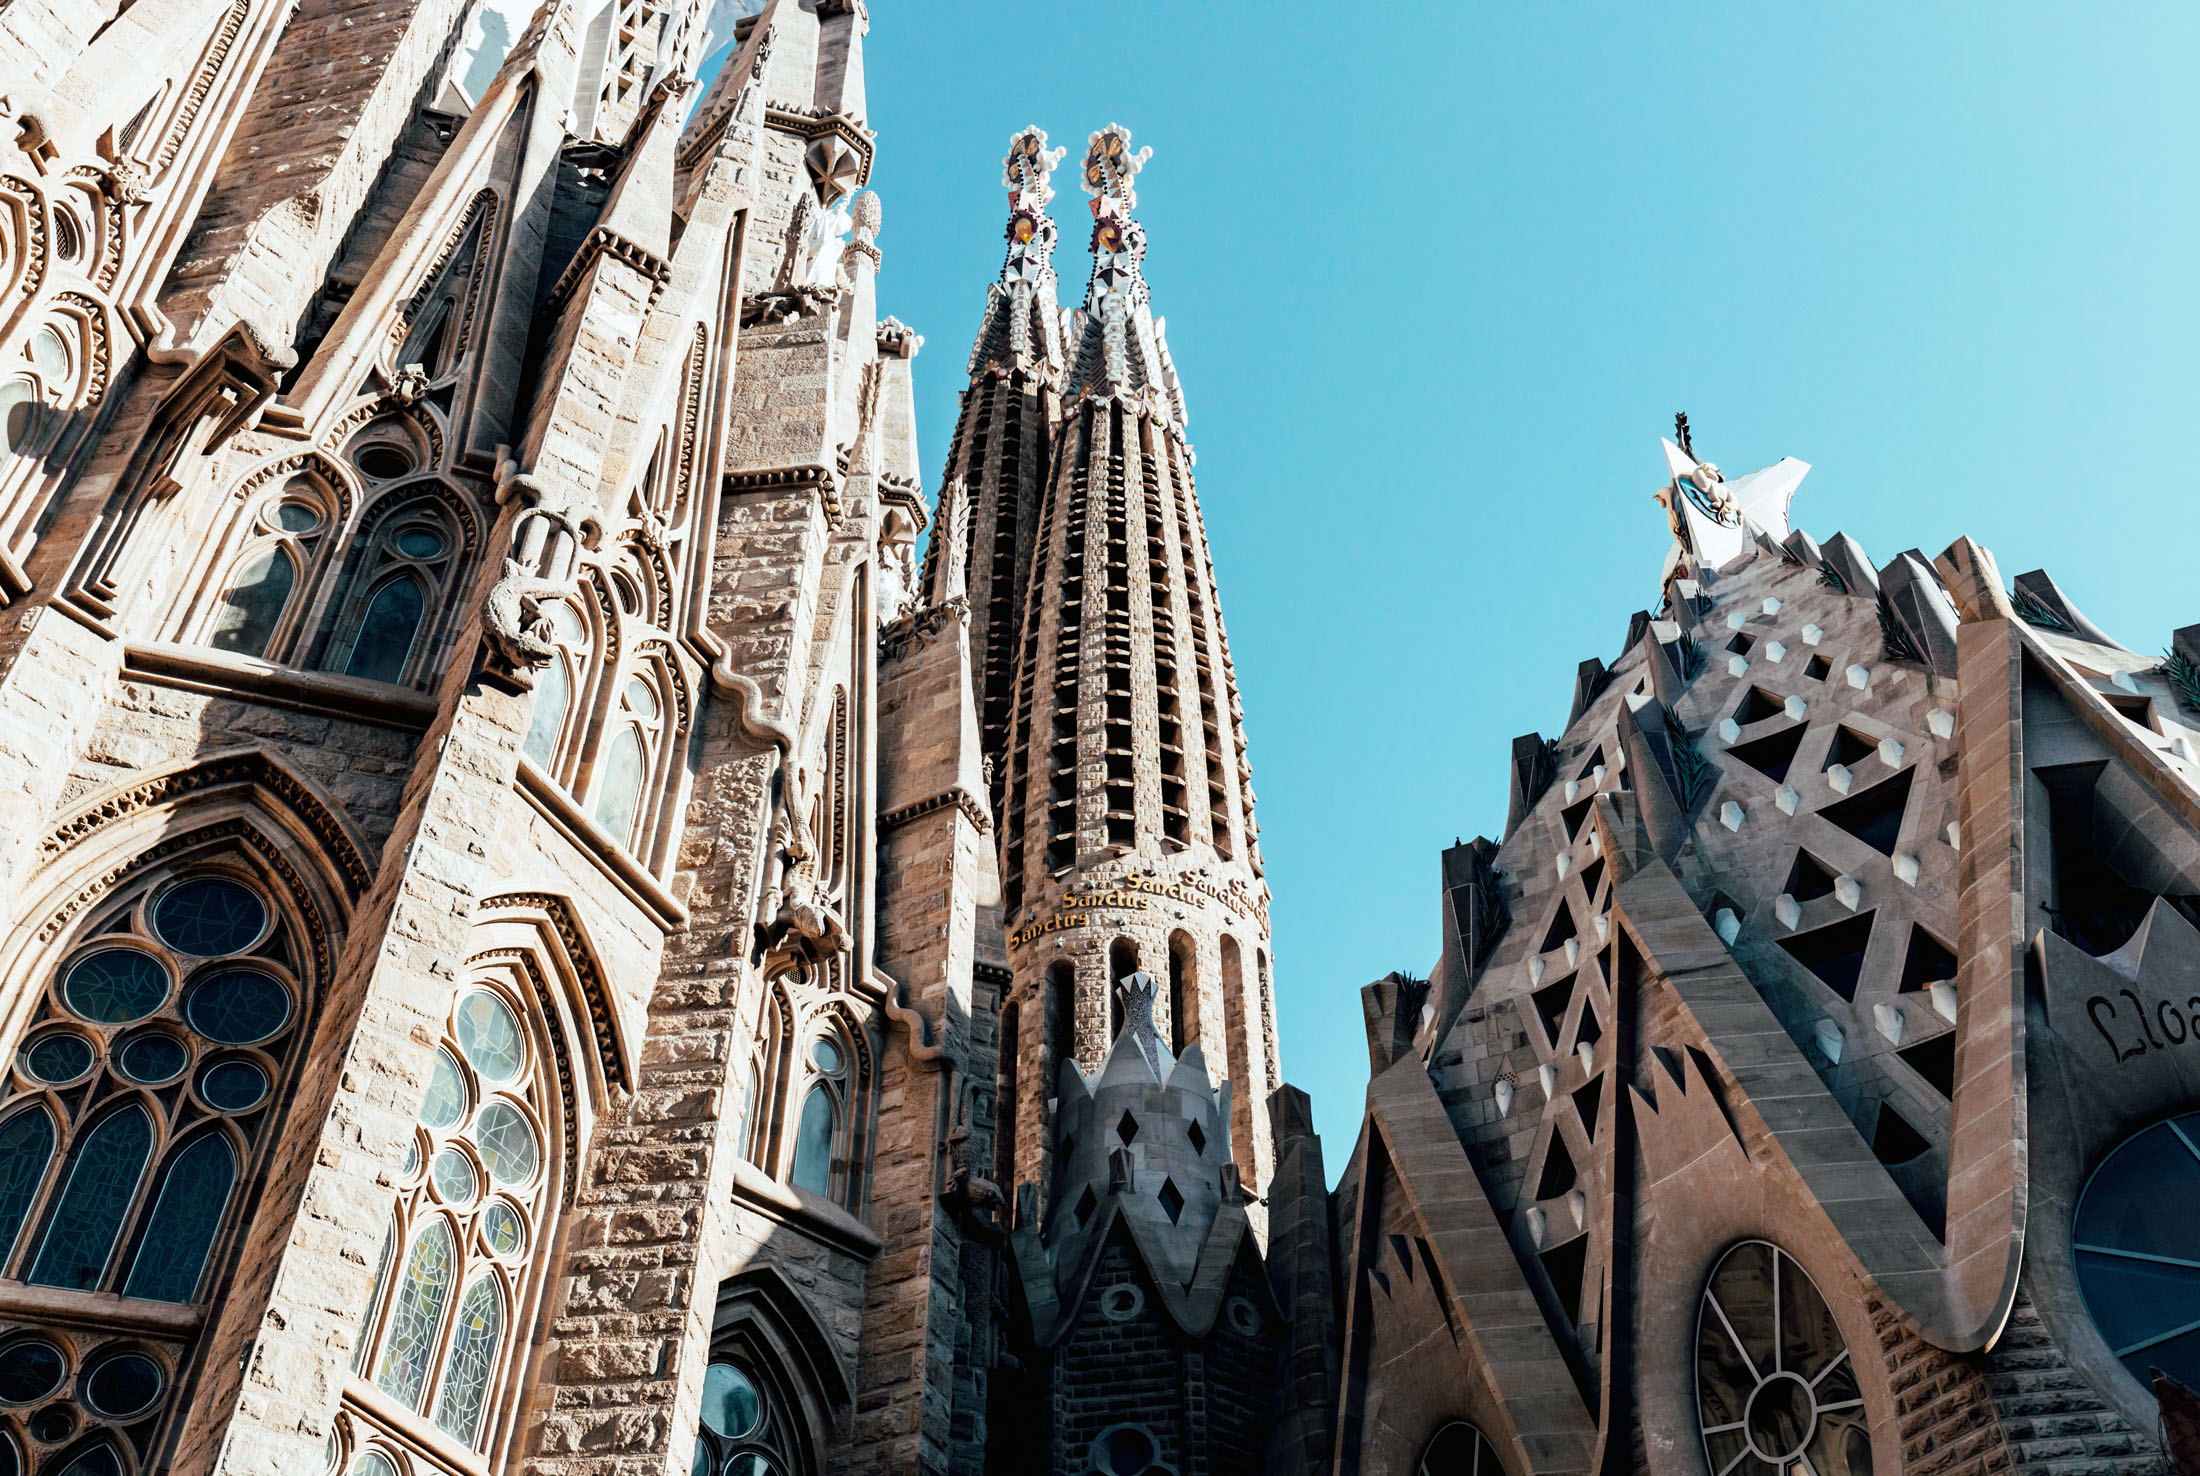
[115,1033,186,1084]
[81,1352,161,1418]
[349,1453,398,1476]
[691,1357,791,1476]
[482,1200,524,1257]
[432,1275,504,1446]
[62,950,168,1023]
[0,1341,62,1403]
[51,1443,123,1476]
[431,1148,476,1206]
[791,1086,835,1197]
[701,1362,762,1440]
[184,969,291,1043]
[345,575,427,684]
[198,1058,267,1112]
[593,726,645,842]
[354,1224,394,1374]
[207,546,296,657]
[454,992,523,1082]
[473,1101,537,1186]
[1418,1421,1499,1475]
[418,1048,467,1130]
[1695,1241,1870,1476]
[122,1133,236,1302]
[28,1106,152,1290]
[20,1033,90,1084]
[0,1111,52,1267]
[522,657,570,768]
[2074,1111,2200,1387]
[375,1220,455,1408]
[153,878,267,955]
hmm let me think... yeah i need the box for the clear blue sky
[847,4,2200,1171]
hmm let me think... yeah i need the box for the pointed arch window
[329,497,460,687]
[180,471,337,662]
[0,860,311,1463]
[521,598,588,771]
[349,973,560,1457]
[787,1023,858,1204]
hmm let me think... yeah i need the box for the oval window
[1696,1241,1870,1476]
[153,877,268,956]
[394,526,447,560]
[353,444,414,481]
[2074,1111,2200,1388]
[62,950,169,1024]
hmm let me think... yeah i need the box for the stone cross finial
[1117,970,1162,1075]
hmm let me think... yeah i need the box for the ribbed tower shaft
[981,126,1279,1237]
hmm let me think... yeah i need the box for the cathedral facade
[0,0,1328,1473]
[1328,430,2200,1476]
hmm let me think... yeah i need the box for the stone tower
[959,125,1281,1225]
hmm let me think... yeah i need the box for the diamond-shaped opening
[1157,1177,1184,1224]
[1872,1102,1932,1164]
[1115,1110,1139,1145]
[1778,910,1876,1001]
[1727,632,1756,655]
[1573,1076,1603,1140]
[1899,1033,1957,1098]
[1785,850,1839,902]
[1822,726,1876,771]
[1577,857,1606,902]
[1804,654,1833,680]
[1822,768,1915,855]
[1539,1235,1589,1324]
[1541,904,1578,953]
[1575,746,1605,783]
[1531,975,1576,1047]
[1735,686,1784,724]
[1729,724,1807,783]
[1057,1133,1077,1169]
[1560,796,1594,839]
[1074,1185,1098,1227]
[1534,1134,1577,1199]
[1186,1120,1206,1157]
[1899,926,1958,991]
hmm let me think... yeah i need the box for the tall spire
[979,126,1281,1242]
[923,127,1070,792]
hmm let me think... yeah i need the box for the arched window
[2073,1109,2200,1389]
[1109,939,1139,1040]
[520,599,588,771]
[173,467,342,664]
[1418,1421,1501,1475]
[1696,1241,1870,1476]
[1168,932,1196,1053]
[328,497,460,687]
[350,974,558,1457]
[690,1354,806,1476]
[789,1027,850,1200]
[0,862,309,1463]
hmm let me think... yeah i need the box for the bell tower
[960,125,1280,1230]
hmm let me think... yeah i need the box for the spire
[961,126,1067,379]
[1063,124,1184,424]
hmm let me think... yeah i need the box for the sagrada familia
[0,0,2193,1473]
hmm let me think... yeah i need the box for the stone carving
[761,762,850,962]
[390,361,431,404]
[480,463,593,689]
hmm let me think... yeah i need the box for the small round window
[1696,1241,1870,1476]
[2074,1111,2200,1387]
[354,443,415,481]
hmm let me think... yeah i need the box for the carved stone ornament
[760,762,850,964]
[390,361,431,405]
[479,468,591,691]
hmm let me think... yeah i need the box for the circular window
[1695,1242,1869,1476]
[394,525,446,559]
[0,1342,64,1403]
[1417,1421,1499,1476]
[2074,1111,2200,1386]
[19,1032,92,1084]
[455,991,524,1082]
[431,1146,477,1206]
[116,1033,188,1084]
[701,1361,762,1440]
[482,1199,526,1257]
[472,1099,538,1185]
[153,878,267,956]
[1091,1425,1159,1476]
[63,950,169,1023]
[81,1351,163,1419]
[27,1405,70,1443]
[625,678,659,719]
[353,444,414,481]
[199,1058,269,1112]
[419,1047,469,1129]
[28,328,68,382]
[810,1038,842,1073]
[274,501,321,533]
[185,969,292,1043]
[1099,1284,1144,1322]
[1225,1295,1262,1337]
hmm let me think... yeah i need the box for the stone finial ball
[851,190,882,241]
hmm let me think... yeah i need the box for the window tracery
[347,972,559,1465]
[1695,1241,1870,1476]
[0,861,311,1471]
[690,1355,801,1476]
[1417,1421,1500,1476]
[321,486,464,688]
